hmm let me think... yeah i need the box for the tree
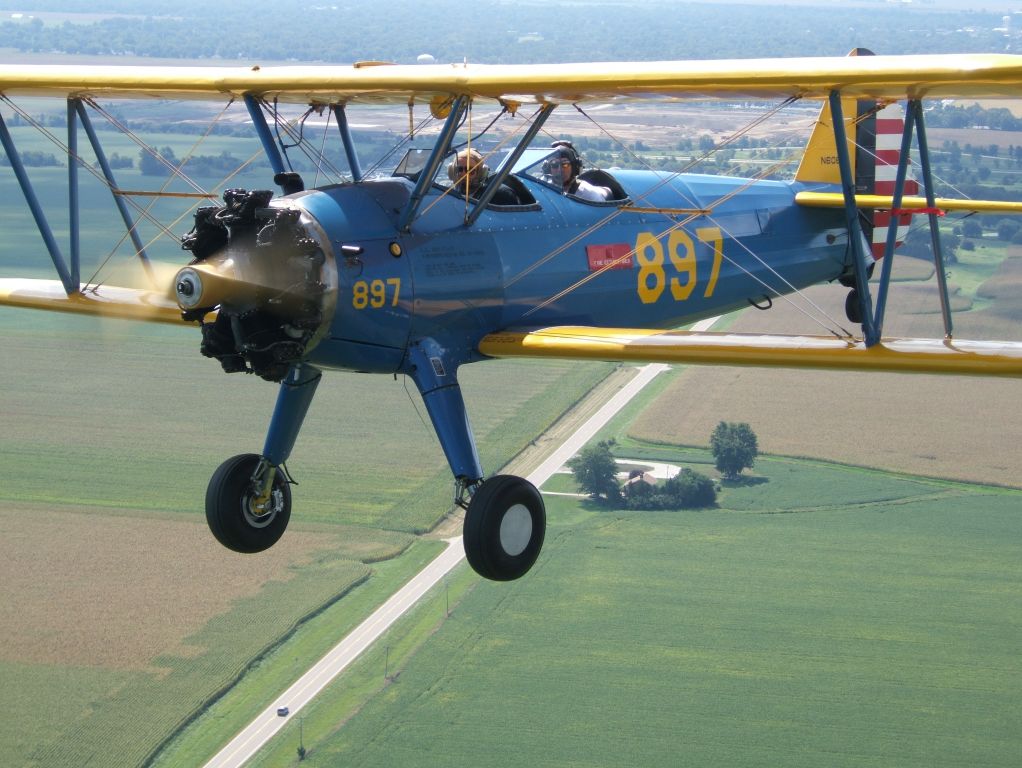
[997,219,1020,241]
[139,145,178,176]
[567,439,621,504]
[710,421,758,481]
[962,219,983,239]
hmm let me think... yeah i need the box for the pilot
[544,140,611,202]
[447,148,520,205]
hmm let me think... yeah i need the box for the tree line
[0,1,1012,65]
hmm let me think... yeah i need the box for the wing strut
[0,105,75,294]
[911,100,954,338]
[399,95,468,232]
[73,98,154,284]
[244,94,287,178]
[67,100,80,287]
[829,90,879,346]
[872,98,917,335]
[465,103,556,225]
[831,94,956,345]
[332,104,363,182]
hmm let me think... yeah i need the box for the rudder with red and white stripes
[860,102,919,260]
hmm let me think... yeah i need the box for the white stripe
[875,133,905,151]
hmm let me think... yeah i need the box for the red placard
[586,243,633,271]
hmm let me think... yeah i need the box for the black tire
[845,289,863,324]
[206,453,291,553]
[463,475,546,582]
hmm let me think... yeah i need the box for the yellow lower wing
[0,278,188,325]
[479,326,1022,378]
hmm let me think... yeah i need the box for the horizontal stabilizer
[795,191,1022,215]
[0,278,189,325]
[479,326,1022,378]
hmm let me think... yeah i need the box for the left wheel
[463,475,546,582]
[206,453,291,553]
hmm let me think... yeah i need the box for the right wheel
[463,475,546,582]
[845,289,863,324]
[206,453,291,554]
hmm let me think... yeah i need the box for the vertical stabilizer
[794,93,859,186]
[795,50,917,259]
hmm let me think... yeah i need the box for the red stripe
[875,118,904,134]
[875,149,901,166]
[873,180,919,196]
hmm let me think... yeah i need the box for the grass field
[241,450,1022,768]
[0,306,612,767]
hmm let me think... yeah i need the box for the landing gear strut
[463,475,546,581]
[206,453,291,553]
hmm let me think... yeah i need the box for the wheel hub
[243,487,282,529]
[499,503,533,557]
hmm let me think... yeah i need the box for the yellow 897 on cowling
[352,278,401,309]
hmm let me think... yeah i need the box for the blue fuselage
[292,170,850,375]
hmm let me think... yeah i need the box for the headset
[543,140,582,178]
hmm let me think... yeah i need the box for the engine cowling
[177,188,335,382]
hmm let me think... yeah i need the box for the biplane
[3,51,1022,582]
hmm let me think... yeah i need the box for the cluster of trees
[0,150,59,167]
[621,468,717,511]
[139,146,249,177]
[925,102,1022,133]
[567,421,759,511]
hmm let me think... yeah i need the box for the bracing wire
[512,97,951,340]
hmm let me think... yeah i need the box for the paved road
[202,334,713,766]
[202,538,467,768]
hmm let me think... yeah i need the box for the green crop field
[242,451,1022,768]
[0,304,612,767]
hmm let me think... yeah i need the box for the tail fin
[795,49,918,260]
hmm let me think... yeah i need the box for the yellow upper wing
[3,53,1022,104]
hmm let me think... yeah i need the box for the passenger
[544,140,611,202]
[447,148,520,205]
